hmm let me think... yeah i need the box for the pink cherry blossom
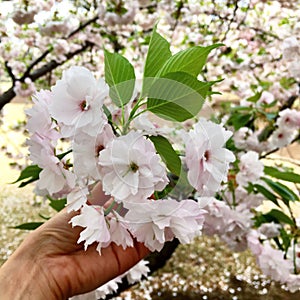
[73,124,115,181]
[26,90,59,140]
[276,108,300,130]
[247,230,263,256]
[106,216,133,249]
[126,260,150,284]
[184,118,235,196]
[50,66,108,137]
[70,205,110,253]
[286,274,300,293]
[98,131,168,203]
[270,127,297,148]
[13,78,36,98]
[37,159,76,196]
[124,199,206,251]
[12,9,37,25]
[67,186,89,212]
[257,243,293,282]
[236,151,264,187]
[258,222,281,239]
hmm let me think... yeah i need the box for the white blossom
[184,118,235,196]
[98,131,168,203]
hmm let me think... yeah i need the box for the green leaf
[262,177,299,205]
[267,209,295,226]
[104,50,135,107]
[103,104,112,122]
[147,72,211,121]
[12,222,44,230]
[264,166,300,183]
[149,135,181,177]
[254,213,270,227]
[254,209,295,227]
[48,198,67,212]
[157,44,222,78]
[12,165,42,187]
[56,149,72,160]
[38,213,51,220]
[257,125,274,142]
[253,183,279,207]
[142,26,171,96]
[226,113,253,130]
[280,228,291,252]
[246,91,262,103]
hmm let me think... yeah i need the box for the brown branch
[22,49,51,79]
[0,14,100,110]
[23,15,99,79]
[4,61,16,83]
[66,16,98,39]
[0,41,93,110]
[220,0,239,43]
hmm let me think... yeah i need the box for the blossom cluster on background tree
[1,0,300,299]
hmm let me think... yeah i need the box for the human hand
[0,184,150,300]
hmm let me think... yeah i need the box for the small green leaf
[38,213,51,220]
[254,213,269,227]
[257,125,274,142]
[147,72,210,121]
[142,26,171,96]
[262,177,299,205]
[149,135,181,177]
[254,209,295,227]
[12,222,44,230]
[253,183,279,207]
[226,113,253,130]
[246,91,262,103]
[280,228,291,252]
[104,50,135,107]
[48,198,67,212]
[267,209,295,226]
[157,44,222,78]
[264,166,300,183]
[57,149,72,160]
[12,165,42,187]
[103,104,112,122]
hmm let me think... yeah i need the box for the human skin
[0,184,150,299]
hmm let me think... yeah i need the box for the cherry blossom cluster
[25,65,235,256]
[201,87,300,292]
[4,0,300,296]
[1,0,300,106]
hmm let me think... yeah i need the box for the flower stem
[104,199,116,216]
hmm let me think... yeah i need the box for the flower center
[95,144,104,157]
[130,162,139,173]
[204,150,210,161]
[79,100,89,111]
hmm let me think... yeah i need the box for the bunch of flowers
[207,85,300,291]
[14,19,300,297]
[17,28,232,261]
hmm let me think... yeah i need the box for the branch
[66,16,98,39]
[22,49,51,79]
[30,41,93,81]
[22,15,99,79]
[220,0,239,42]
[0,41,93,110]
[4,61,16,83]
[0,87,16,110]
